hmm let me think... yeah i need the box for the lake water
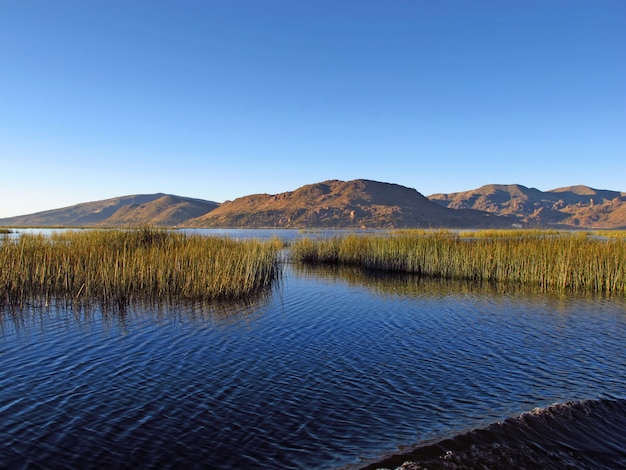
[1,230,625,469]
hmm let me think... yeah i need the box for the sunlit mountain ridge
[1,180,624,229]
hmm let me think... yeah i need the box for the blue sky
[1,0,624,217]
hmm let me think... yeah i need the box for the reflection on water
[1,290,275,337]
[292,262,622,302]
[1,264,625,469]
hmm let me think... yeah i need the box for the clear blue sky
[1,0,624,217]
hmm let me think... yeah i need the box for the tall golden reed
[0,228,282,308]
[291,231,625,294]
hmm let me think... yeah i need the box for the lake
[1,230,625,468]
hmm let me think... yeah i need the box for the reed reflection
[0,288,276,339]
[292,263,621,304]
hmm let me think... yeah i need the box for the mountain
[2,181,623,229]
[429,184,626,229]
[183,179,511,228]
[0,194,219,227]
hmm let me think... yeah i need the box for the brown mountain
[184,179,511,228]
[429,184,626,229]
[0,194,219,227]
[3,181,623,229]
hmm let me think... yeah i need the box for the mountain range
[1,180,624,229]
[429,184,626,229]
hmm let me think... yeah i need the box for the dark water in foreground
[1,263,625,469]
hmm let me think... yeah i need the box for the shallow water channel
[1,230,625,468]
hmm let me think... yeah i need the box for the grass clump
[291,231,625,295]
[0,228,282,309]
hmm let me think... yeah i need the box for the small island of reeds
[291,230,626,295]
[0,228,282,309]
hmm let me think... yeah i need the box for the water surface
[1,257,625,468]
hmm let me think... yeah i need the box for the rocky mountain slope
[429,184,626,229]
[0,194,219,227]
[183,179,510,228]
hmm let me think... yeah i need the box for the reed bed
[291,231,626,295]
[0,228,282,309]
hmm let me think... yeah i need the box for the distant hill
[2,181,623,229]
[183,179,511,228]
[429,184,626,229]
[0,194,219,227]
